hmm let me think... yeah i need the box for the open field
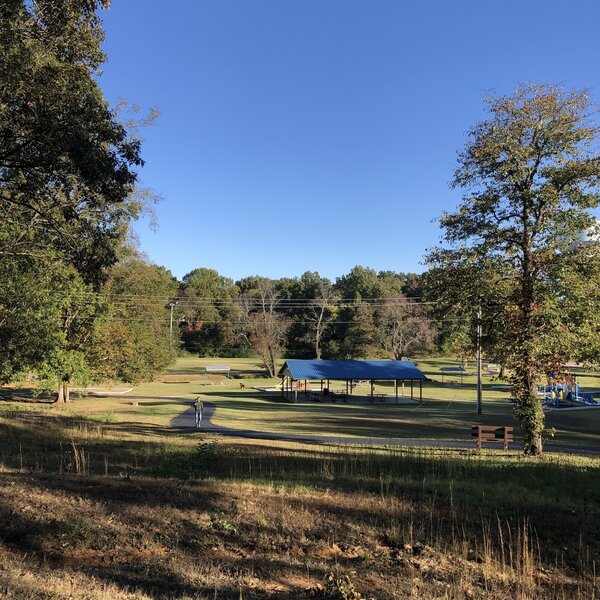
[0,357,599,598]
[6,356,596,449]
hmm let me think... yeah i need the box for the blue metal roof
[279,359,427,381]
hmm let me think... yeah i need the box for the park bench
[472,425,513,450]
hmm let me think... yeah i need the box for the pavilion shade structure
[278,359,427,403]
[280,360,426,381]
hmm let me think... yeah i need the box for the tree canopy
[0,0,143,282]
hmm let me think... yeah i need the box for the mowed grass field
[24,356,600,449]
[0,356,599,598]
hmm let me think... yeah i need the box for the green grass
[2,355,599,448]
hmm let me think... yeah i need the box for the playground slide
[580,393,599,406]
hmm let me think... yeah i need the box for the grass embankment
[0,409,598,599]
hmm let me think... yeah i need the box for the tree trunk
[514,213,545,456]
[527,431,544,455]
[56,379,70,403]
[267,345,277,378]
[518,373,544,455]
[315,338,321,360]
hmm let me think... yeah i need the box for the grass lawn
[14,356,595,449]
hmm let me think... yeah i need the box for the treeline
[175,266,435,375]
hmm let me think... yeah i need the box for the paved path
[169,400,600,456]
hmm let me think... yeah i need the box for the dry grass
[0,410,597,599]
[0,472,597,600]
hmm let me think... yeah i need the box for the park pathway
[169,400,600,455]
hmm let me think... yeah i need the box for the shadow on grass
[0,474,329,598]
[0,410,598,580]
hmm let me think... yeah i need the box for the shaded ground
[170,400,600,456]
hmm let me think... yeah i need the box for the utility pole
[165,301,179,348]
[476,303,483,415]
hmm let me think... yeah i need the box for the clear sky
[99,0,600,282]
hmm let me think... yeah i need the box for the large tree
[375,296,434,360]
[238,284,290,377]
[179,268,240,356]
[427,84,600,454]
[0,1,154,398]
[0,0,143,281]
[89,257,179,384]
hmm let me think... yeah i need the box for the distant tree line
[175,266,435,375]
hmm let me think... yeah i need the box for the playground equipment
[538,374,599,408]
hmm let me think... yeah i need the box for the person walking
[194,396,204,428]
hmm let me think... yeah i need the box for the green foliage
[426,84,600,454]
[0,2,164,394]
[89,256,178,383]
[0,0,142,283]
[177,266,428,360]
[375,297,435,360]
[0,254,106,399]
[180,268,242,356]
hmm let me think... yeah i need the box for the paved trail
[169,399,600,456]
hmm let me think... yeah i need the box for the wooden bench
[472,425,513,450]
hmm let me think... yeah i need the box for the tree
[89,257,179,384]
[0,252,107,401]
[0,1,159,399]
[238,284,290,377]
[180,268,240,356]
[333,266,382,358]
[336,301,376,359]
[0,1,143,283]
[427,84,600,455]
[307,281,339,359]
[376,297,435,360]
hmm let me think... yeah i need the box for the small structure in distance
[440,366,466,384]
[205,365,231,379]
[279,359,427,403]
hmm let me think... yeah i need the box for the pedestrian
[194,396,204,428]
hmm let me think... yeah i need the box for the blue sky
[100,1,600,282]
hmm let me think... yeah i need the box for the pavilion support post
[411,379,414,399]
[395,380,398,404]
[295,385,298,403]
[419,379,423,401]
[402,381,405,397]
[370,380,374,401]
[304,379,307,396]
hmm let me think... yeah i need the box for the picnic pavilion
[278,359,427,403]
